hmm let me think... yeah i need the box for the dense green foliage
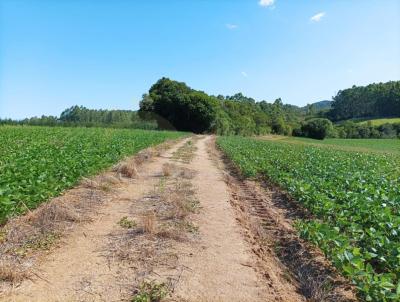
[217,136,400,301]
[139,78,302,135]
[0,106,157,130]
[142,78,400,139]
[335,121,400,139]
[145,78,219,133]
[328,81,400,121]
[293,118,333,140]
[0,126,184,223]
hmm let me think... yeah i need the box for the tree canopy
[139,77,301,135]
[328,81,400,121]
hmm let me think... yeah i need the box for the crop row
[217,136,400,301]
[0,126,184,223]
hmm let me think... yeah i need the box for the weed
[118,216,137,229]
[132,281,168,302]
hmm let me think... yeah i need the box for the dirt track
[0,136,354,302]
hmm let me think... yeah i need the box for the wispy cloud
[310,12,326,22]
[241,71,248,77]
[226,23,238,30]
[259,0,275,8]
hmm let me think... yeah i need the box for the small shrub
[132,281,168,302]
[118,216,137,229]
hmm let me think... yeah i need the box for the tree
[300,118,333,140]
[142,77,219,133]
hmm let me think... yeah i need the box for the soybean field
[0,126,184,223]
[217,136,400,301]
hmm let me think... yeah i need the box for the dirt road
[0,136,353,302]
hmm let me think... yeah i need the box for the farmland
[217,136,400,301]
[272,136,400,154]
[357,118,400,126]
[0,126,184,223]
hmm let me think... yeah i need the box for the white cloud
[310,12,326,22]
[259,0,275,7]
[241,71,248,77]
[226,24,238,30]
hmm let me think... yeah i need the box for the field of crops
[217,136,400,301]
[0,126,184,223]
[281,137,400,154]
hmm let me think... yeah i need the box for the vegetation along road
[0,128,398,301]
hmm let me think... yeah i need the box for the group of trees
[293,118,334,140]
[0,106,157,129]
[2,78,399,140]
[328,81,400,121]
[335,121,400,139]
[139,78,400,139]
[139,78,302,136]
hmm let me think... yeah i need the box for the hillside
[308,100,332,111]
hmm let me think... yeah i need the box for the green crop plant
[0,126,184,223]
[217,136,400,301]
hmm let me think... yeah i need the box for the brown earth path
[165,136,303,302]
[1,136,306,302]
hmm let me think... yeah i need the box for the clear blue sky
[1,0,399,119]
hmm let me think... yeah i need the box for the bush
[300,118,333,140]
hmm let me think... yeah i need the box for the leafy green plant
[217,136,400,301]
[118,216,137,229]
[132,281,168,302]
[0,126,184,224]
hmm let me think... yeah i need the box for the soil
[0,136,356,302]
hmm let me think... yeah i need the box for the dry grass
[0,263,30,283]
[4,199,81,249]
[102,139,197,297]
[162,163,173,177]
[172,138,198,164]
[113,161,138,178]
[162,163,196,180]
[80,177,99,189]
[156,226,185,241]
[141,212,157,235]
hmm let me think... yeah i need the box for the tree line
[327,81,400,121]
[139,77,304,136]
[0,106,157,130]
[138,78,400,139]
[2,78,399,140]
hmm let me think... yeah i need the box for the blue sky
[1,0,399,119]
